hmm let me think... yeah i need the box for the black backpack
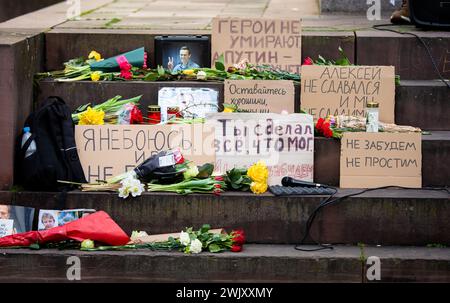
[17,96,86,191]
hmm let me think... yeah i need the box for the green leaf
[144,72,159,81]
[29,243,40,250]
[208,243,222,253]
[75,103,91,113]
[201,224,211,233]
[215,54,225,71]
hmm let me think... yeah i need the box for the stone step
[44,27,450,80]
[0,0,62,23]
[320,0,401,15]
[36,79,450,131]
[0,245,448,282]
[1,189,448,245]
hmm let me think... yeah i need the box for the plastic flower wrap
[117,103,143,125]
[196,71,206,80]
[130,230,149,242]
[78,107,105,125]
[183,163,199,180]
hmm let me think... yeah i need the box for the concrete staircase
[0,0,449,283]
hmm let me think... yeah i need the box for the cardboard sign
[301,65,395,123]
[340,132,421,188]
[206,113,314,185]
[212,18,302,73]
[224,80,295,113]
[75,124,215,182]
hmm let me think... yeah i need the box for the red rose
[231,230,246,246]
[315,118,325,131]
[214,183,221,189]
[231,244,242,252]
[302,57,314,65]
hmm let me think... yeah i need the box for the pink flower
[143,52,148,69]
[120,70,133,80]
[119,61,132,71]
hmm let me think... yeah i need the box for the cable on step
[295,186,450,252]
[372,23,450,89]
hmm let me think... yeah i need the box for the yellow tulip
[182,69,195,75]
[88,50,102,61]
[223,107,234,113]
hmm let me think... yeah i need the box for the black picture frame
[154,35,211,69]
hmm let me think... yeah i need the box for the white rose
[179,231,191,246]
[196,71,206,80]
[189,239,203,254]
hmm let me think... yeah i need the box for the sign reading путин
[340,132,421,188]
[301,65,395,123]
[212,18,302,73]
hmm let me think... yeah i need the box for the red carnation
[303,57,314,65]
[130,106,143,124]
[322,122,333,138]
[231,244,242,252]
